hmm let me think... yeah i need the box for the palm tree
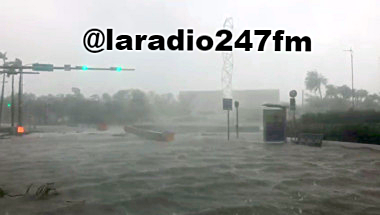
[325,84,338,99]
[305,71,327,100]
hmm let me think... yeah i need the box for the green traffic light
[116,67,122,72]
[82,65,88,71]
[7,103,11,107]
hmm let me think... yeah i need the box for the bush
[290,111,380,144]
[301,110,380,124]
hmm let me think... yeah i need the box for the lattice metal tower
[221,17,233,99]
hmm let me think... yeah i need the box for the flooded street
[1,0,380,214]
[1,129,380,215]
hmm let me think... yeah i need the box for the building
[179,89,280,114]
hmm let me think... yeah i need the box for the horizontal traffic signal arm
[0,64,135,72]
[0,70,40,75]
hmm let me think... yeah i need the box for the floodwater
[0,128,380,215]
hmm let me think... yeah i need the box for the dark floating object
[0,183,58,199]
[34,183,58,199]
[124,125,175,142]
[0,187,6,198]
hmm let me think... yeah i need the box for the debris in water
[124,125,175,142]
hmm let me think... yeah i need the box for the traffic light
[110,67,122,72]
[7,103,11,107]
[82,65,88,71]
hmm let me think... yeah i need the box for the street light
[344,48,354,109]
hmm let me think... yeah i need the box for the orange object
[97,123,108,131]
[17,126,25,134]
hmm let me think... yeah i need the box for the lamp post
[344,48,354,109]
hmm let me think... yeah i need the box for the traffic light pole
[0,65,135,72]
[11,74,14,129]
[18,68,23,127]
[0,63,134,135]
[0,54,6,127]
[0,73,5,127]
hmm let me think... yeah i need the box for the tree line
[304,70,380,112]
[1,88,190,125]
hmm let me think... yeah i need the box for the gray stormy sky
[0,0,379,102]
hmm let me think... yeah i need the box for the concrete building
[179,89,280,114]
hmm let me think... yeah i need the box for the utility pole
[344,48,354,109]
[0,52,7,127]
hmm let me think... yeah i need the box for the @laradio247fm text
[83,28,312,53]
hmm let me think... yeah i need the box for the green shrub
[289,111,380,144]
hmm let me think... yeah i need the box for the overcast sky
[0,0,379,102]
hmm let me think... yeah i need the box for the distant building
[179,89,280,114]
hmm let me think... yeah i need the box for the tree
[71,87,82,97]
[337,85,352,100]
[325,84,338,99]
[304,71,380,112]
[355,89,368,103]
[305,71,327,100]
[90,94,100,101]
